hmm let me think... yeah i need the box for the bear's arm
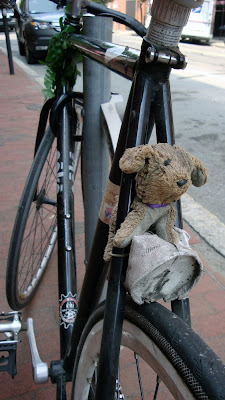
[113,199,153,248]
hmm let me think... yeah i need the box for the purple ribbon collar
[146,203,169,209]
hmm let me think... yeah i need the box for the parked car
[0,8,16,31]
[16,0,64,64]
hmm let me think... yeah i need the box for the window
[28,0,63,14]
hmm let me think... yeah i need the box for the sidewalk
[0,48,225,399]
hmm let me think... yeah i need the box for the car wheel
[24,39,36,64]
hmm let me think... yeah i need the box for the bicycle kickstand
[0,312,48,383]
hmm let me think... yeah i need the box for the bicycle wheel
[7,95,83,311]
[6,127,57,310]
[71,297,225,400]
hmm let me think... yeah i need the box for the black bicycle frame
[58,34,191,400]
[39,10,191,399]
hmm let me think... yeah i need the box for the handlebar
[84,1,147,38]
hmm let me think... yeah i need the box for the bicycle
[1,0,225,398]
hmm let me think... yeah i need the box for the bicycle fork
[49,90,80,398]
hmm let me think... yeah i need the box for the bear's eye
[164,159,171,166]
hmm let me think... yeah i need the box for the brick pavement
[0,49,225,399]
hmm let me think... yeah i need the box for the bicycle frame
[38,1,195,398]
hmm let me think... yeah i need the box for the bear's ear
[191,155,208,187]
[119,145,155,174]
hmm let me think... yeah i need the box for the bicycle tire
[6,127,57,310]
[71,297,225,399]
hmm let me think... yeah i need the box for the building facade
[108,0,225,38]
[108,0,149,30]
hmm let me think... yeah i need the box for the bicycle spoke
[18,206,38,279]
[21,206,56,244]
[134,353,145,400]
[153,376,161,400]
[17,198,57,295]
[19,209,55,266]
[18,223,57,294]
[115,377,125,399]
[18,209,41,291]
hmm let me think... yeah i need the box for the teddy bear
[104,143,208,262]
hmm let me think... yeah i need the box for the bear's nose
[177,179,187,187]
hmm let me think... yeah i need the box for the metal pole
[82,15,112,262]
[2,8,14,75]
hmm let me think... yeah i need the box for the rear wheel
[6,98,83,310]
[71,298,225,399]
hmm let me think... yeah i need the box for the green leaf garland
[42,16,82,99]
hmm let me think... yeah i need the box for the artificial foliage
[42,16,82,99]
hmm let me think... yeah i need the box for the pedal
[26,318,49,384]
[0,313,49,383]
[0,311,22,378]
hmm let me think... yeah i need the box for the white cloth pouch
[124,228,203,304]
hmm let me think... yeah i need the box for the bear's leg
[155,206,178,244]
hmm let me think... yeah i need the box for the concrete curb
[0,45,44,88]
[182,194,225,258]
[211,38,225,48]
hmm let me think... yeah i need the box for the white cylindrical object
[145,0,204,47]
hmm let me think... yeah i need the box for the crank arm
[27,318,49,384]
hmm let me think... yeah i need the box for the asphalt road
[1,30,225,227]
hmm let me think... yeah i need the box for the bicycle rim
[72,299,225,399]
[7,127,57,309]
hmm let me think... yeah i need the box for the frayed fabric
[125,228,203,304]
